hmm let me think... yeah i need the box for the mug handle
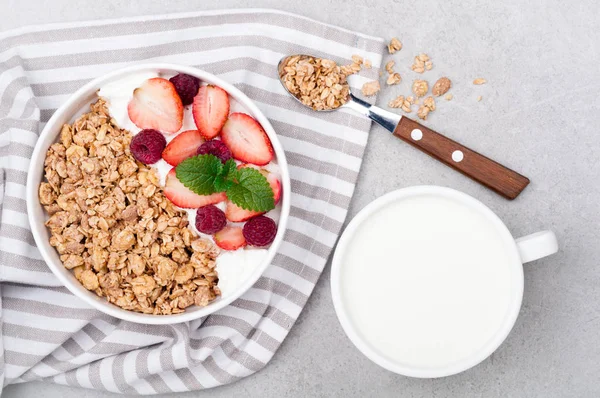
[516,231,558,263]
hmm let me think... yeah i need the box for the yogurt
[98,72,280,297]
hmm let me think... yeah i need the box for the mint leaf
[222,159,238,179]
[213,176,232,192]
[227,168,275,212]
[175,155,222,195]
[213,159,238,192]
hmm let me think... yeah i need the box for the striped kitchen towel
[0,9,384,394]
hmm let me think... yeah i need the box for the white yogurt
[215,249,268,296]
[98,72,280,297]
[340,195,513,368]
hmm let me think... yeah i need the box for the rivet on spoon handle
[393,117,530,199]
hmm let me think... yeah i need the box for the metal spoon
[277,55,529,200]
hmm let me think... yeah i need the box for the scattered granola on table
[412,79,429,97]
[388,37,402,54]
[417,96,436,120]
[445,93,453,101]
[280,55,355,110]
[361,80,381,97]
[40,99,221,315]
[411,53,432,73]
[473,78,487,85]
[385,60,395,74]
[432,77,452,97]
[389,95,414,113]
[388,95,405,109]
[423,96,436,111]
[386,73,402,85]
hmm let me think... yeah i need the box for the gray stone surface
[3,0,600,396]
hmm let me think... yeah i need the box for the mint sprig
[213,159,237,192]
[175,155,223,195]
[176,155,275,212]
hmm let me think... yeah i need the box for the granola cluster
[387,37,402,54]
[280,55,354,111]
[388,95,416,113]
[417,96,437,120]
[40,99,220,315]
[412,80,429,98]
[361,80,381,97]
[411,53,433,74]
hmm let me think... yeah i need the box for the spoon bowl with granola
[27,64,290,324]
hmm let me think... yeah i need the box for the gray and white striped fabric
[0,9,384,394]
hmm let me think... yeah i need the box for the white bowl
[26,63,290,325]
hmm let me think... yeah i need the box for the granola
[388,37,402,54]
[417,96,436,120]
[40,99,220,315]
[386,73,402,85]
[432,77,452,97]
[388,95,405,108]
[280,55,356,111]
[351,54,363,65]
[411,53,433,74]
[385,61,395,74]
[388,95,415,113]
[361,80,381,97]
[412,79,429,98]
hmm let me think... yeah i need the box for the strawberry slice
[237,164,282,205]
[162,130,205,166]
[221,113,274,166]
[214,226,247,250]
[163,168,226,208]
[127,78,183,134]
[267,173,282,205]
[225,201,264,222]
[192,85,230,139]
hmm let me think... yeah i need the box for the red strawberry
[237,164,282,205]
[221,113,274,166]
[267,173,282,205]
[225,201,264,222]
[127,78,183,134]
[163,168,226,208]
[162,130,205,166]
[214,226,247,250]
[192,85,230,139]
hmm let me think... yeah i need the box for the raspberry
[196,140,232,163]
[130,129,166,165]
[242,215,277,247]
[195,205,227,234]
[169,74,201,106]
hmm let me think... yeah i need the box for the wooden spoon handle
[394,117,530,199]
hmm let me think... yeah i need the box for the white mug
[330,186,558,378]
